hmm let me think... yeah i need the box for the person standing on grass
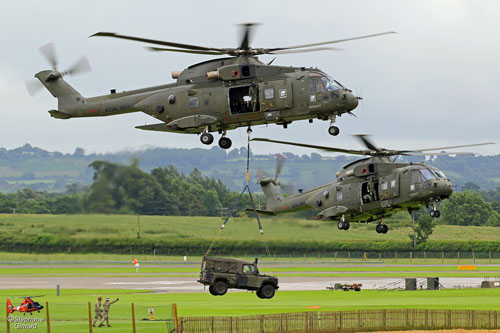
[92,296,103,327]
[99,297,119,327]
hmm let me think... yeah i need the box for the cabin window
[381,181,388,191]
[391,179,396,188]
[168,95,176,104]
[323,190,329,199]
[279,89,287,98]
[309,78,317,94]
[336,191,343,202]
[188,97,199,111]
[264,87,275,100]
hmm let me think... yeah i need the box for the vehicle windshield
[243,264,258,275]
[420,168,436,181]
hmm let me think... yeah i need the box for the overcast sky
[1,0,499,156]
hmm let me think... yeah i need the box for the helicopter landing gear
[218,136,232,149]
[328,114,340,136]
[328,126,340,136]
[376,222,388,234]
[430,207,441,218]
[337,216,350,230]
[200,132,214,145]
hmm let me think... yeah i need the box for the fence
[178,309,500,332]
[3,302,177,333]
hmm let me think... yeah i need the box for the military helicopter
[7,296,44,315]
[27,24,395,149]
[251,136,494,233]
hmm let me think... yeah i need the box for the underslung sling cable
[204,128,272,261]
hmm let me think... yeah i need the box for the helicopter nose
[435,180,453,198]
[347,91,358,110]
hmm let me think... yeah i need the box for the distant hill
[0,143,499,193]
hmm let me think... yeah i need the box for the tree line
[0,160,264,216]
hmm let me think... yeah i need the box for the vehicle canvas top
[202,257,250,274]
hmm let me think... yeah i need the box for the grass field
[2,289,500,332]
[2,213,500,244]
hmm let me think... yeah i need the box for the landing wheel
[376,224,389,234]
[200,133,214,145]
[337,221,345,230]
[430,210,441,218]
[328,126,340,136]
[218,137,232,149]
[343,221,350,230]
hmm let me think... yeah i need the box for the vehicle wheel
[376,224,383,234]
[343,221,350,230]
[200,133,214,145]
[434,210,441,218]
[256,289,265,299]
[213,281,228,296]
[382,224,389,234]
[209,285,219,296]
[259,284,276,299]
[430,210,436,218]
[328,126,340,136]
[337,221,344,230]
[218,137,232,149]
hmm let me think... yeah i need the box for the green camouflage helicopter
[27,24,395,149]
[251,136,494,233]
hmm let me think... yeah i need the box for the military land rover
[198,257,279,299]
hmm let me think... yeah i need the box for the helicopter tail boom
[257,178,284,212]
[35,70,86,112]
[6,298,14,313]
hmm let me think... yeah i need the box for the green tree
[440,191,497,226]
[409,214,435,245]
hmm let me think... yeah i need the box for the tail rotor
[26,43,91,97]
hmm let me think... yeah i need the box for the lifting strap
[204,129,272,261]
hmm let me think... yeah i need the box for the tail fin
[7,298,14,313]
[35,70,85,110]
[258,177,284,212]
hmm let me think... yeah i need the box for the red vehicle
[7,296,44,315]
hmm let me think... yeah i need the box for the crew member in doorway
[249,84,258,112]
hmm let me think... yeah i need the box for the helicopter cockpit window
[411,170,421,184]
[320,76,341,91]
[431,170,447,179]
[420,169,436,181]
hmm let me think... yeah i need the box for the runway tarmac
[0,276,485,292]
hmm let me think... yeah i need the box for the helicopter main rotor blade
[268,47,342,55]
[267,31,396,53]
[146,47,225,55]
[252,138,367,155]
[91,32,225,52]
[39,43,58,70]
[238,23,259,50]
[399,142,496,154]
[401,152,477,156]
[353,134,380,152]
